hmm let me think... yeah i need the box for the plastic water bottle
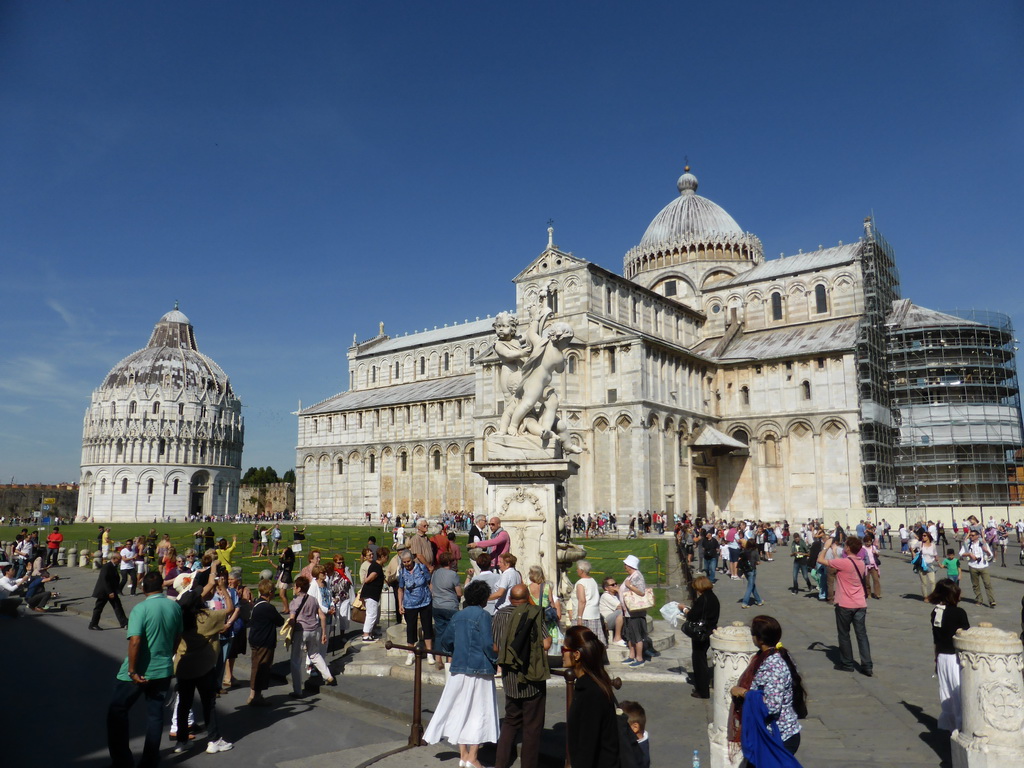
[692,749,701,768]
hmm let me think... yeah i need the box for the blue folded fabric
[740,689,803,768]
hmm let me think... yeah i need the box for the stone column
[952,623,1024,768]
[707,621,756,768]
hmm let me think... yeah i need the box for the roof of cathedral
[696,318,859,362]
[100,306,235,397]
[639,169,745,246]
[360,318,495,355]
[301,374,475,415]
[887,300,983,330]
[714,242,861,288]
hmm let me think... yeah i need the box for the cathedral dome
[102,305,235,397]
[639,170,745,246]
[624,167,763,284]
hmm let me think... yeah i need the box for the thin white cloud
[46,299,77,329]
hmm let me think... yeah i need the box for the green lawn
[4,522,670,588]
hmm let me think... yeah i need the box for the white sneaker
[206,738,234,754]
[405,651,415,666]
[426,654,436,664]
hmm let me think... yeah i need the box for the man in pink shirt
[475,516,511,559]
[819,535,873,676]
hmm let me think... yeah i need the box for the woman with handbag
[729,615,806,765]
[679,574,719,699]
[620,554,651,668]
[527,565,563,644]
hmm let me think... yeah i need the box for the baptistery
[78,305,244,522]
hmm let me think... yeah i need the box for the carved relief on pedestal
[978,681,1024,732]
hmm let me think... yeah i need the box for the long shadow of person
[901,701,952,767]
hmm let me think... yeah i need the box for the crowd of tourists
[6,509,1021,767]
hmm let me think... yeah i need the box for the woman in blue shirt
[397,549,435,665]
[423,580,498,768]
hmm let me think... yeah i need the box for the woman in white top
[573,560,604,645]
[918,531,939,598]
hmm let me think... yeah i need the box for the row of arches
[623,232,764,279]
[703,272,856,320]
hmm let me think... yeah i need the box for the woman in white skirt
[928,579,970,731]
[424,580,498,768]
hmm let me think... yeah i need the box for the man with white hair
[408,517,434,568]
[467,515,488,561]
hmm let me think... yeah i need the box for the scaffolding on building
[887,303,1024,506]
[856,219,901,505]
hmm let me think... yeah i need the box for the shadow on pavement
[900,700,952,768]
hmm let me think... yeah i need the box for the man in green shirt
[107,570,183,768]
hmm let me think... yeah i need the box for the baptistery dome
[624,167,763,296]
[78,306,244,522]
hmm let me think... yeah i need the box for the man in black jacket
[90,551,127,629]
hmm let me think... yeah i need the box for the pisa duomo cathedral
[293,167,1023,523]
[78,167,1022,522]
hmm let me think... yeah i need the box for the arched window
[468,446,475,462]
[121,478,128,494]
[740,386,750,406]
[771,292,783,321]
[433,451,441,470]
[815,284,828,314]
[763,435,779,465]
[312,418,318,434]
[395,361,400,378]
[173,478,179,495]
[567,355,577,375]
[371,366,376,383]
[469,348,475,364]
[110,401,116,418]
[147,478,154,495]
[337,458,344,475]
[420,357,425,375]
[158,438,165,456]
[116,439,123,455]
[368,454,376,473]
[100,478,107,494]
[129,401,137,414]
[152,402,160,415]
[443,352,450,372]
[327,417,333,432]
[178,403,184,416]
[802,380,812,400]
[732,429,749,445]
[400,452,408,472]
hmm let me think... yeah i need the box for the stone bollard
[92,550,102,569]
[707,621,757,768]
[58,546,67,566]
[68,547,78,567]
[952,622,1024,768]
[79,549,91,568]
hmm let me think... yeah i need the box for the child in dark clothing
[620,700,650,768]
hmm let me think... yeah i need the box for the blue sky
[1,2,1021,483]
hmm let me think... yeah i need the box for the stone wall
[0,484,79,520]
[238,482,295,518]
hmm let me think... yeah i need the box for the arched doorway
[190,470,210,519]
